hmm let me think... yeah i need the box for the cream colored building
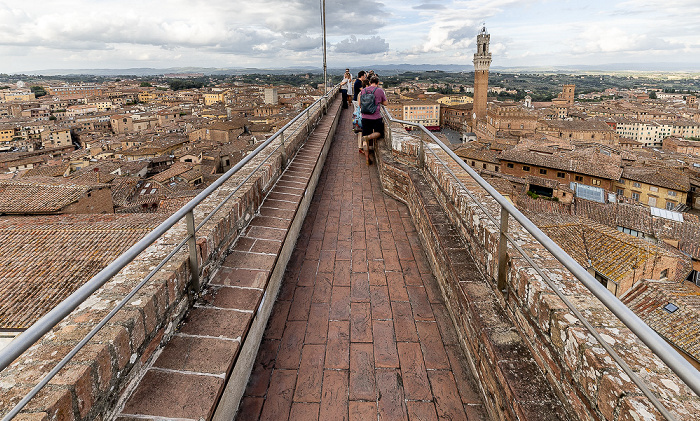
[1,91,35,102]
[436,95,473,106]
[89,100,114,112]
[615,166,689,210]
[613,118,700,147]
[402,101,440,130]
[40,127,72,148]
[0,127,16,144]
[204,92,226,106]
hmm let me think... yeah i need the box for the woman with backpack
[357,75,387,165]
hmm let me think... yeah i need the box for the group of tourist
[341,69,387,165]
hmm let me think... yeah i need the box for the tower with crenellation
[472,25,492,125]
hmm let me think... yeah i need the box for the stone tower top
[473,25,492,71]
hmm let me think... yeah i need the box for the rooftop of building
[0,213,165,329]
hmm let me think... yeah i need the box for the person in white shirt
[340,70,352,109]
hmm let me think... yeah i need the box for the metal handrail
[0,85,339,420]
[381,107,700,419]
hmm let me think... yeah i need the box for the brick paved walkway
[236,108,487,420]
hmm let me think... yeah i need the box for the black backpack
[360,87,378,114]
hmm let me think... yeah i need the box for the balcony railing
[0,85,339,421]
[381,107,700,421]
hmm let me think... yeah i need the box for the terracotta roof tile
[0,177,109,214]
[622,280,700,363]
[0,214,165,329]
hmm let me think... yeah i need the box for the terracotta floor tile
[329,285,351,320]
[351,248,368,273]
[386,272,409,302]
[297,259,318,287]
[325,320,350,369]
[391,301,419,342]
[350,401,377,419]
[293,344,325,403]
[265,301,291,340]
[370,285,392,320]
[351,272,371,302]
[311,273,333,303]
[333,262,352,287]
[288,286,313,321]
[376,369,409,421]
[427,370,468,421]
[276,320,307,369]
[368,259,388,286]
[349,343,376,401]
[373,320,400,368]
[289,402,320,420]
[238,396,264,421]
[318,250,336,273]
[406,401,438,421]
[305,303,329,344]
[319,370,349,421]
[407,286,435,321]
[259,369,297,421]
[350,302,372,343]
[397,342,432,401]
[445,344,483,405]
[415,322,450,370]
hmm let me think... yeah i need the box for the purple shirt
[359,86,387,120]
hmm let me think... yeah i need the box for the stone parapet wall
[0,98,333,420]
[377,121,700,420]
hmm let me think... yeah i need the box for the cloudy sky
[0,0,699,73]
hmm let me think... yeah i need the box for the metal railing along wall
[381,108,700,421]
[0,86,339,420]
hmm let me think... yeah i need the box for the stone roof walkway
[236,108,488,420]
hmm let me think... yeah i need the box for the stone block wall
[0,98,333,420]
[377,122,700,420]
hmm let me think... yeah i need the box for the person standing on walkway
[353,71,368,151]
[358,75,387,165]
[340,70,352,109]
[353,71,366,103]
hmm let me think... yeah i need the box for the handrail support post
[418,134,425,169]
[186,211,200,292]
[497,206,509,293]
[280,130,288,168]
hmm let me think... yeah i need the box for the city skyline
[0,0,699,74]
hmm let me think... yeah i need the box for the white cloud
[333,35,390,54]
[0,0,699,72]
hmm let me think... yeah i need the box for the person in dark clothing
[353,71,366,102]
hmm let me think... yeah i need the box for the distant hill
[14,62,700,77]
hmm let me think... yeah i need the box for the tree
[649,91,657,99]
[30,86,47,97]
[140,82,152,87]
